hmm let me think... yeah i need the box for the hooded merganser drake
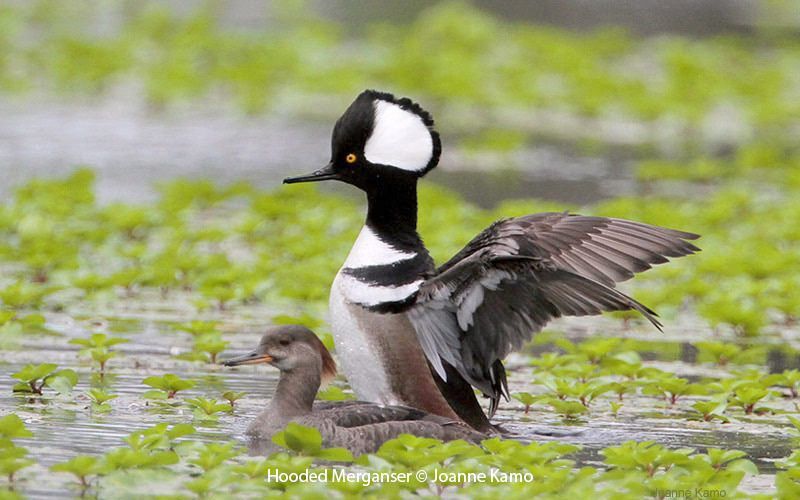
[222,325,484,455]
[283,90,700,432]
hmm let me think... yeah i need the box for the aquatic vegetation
[729,385,772,415]
[0,415,33,487]
[272,423,354,462]
[142,374,196,399]
[71,333,128,374]
[70,333,129,353]
[765,369,800,398]
[694,341,765,367]
[185,397,232,421]
[50,455,100,490]
[690,401,730,423]
[315,385,356,401]
[86,388,117,413]
[221,391,246,409]
[642,376,707,406]
[11,363,77,396]
[512,392,538,414]
[193,334,229,364]
[547,399,589,420]
[775,451,800,497]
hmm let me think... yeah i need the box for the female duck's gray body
[223,325,484,455]
[283,90,700,432]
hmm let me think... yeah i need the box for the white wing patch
[344,225,417,268]
[365,100,433,172]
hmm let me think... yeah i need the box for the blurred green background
[2,0,800,204]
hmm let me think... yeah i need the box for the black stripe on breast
[363,293,418,314]
[342,252,434,287]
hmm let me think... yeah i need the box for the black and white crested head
[283,90,441,188]
[332,90,441,176]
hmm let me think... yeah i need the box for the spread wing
[408,212,700,416]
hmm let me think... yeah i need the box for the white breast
[329,272,398,404]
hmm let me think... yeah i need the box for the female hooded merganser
[223,325,484,455]
[283,90,700,432]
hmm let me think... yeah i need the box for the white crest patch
[364,100,433,172]
[343,225,417,268]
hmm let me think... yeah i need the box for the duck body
[329,225,463,422]
[249,400,480,456]
[223,325,483,455]
[284,90,700,431]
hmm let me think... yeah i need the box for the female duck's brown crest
[314,336,338,385]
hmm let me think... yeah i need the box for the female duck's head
[223,325,337,384]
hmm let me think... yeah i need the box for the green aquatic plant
[221,391,245,409]
[185,397,232,421]
[11,363,77,395]
[512,392,539,414]
[0,446,34,487]
[765,369,800,398]
[695,341,765,366]
[642,375,706,405]
[175,320,220,337]
[194,333,229,364]
[690,401,730,423]
[605,381,636,401]
[0,414,34,487]
[729,384,771,415]
[173,321,229,364]
[787,415,800,438]
[142,374,195,399]
[100,445,179,472]
[602,441,694,477]
[124,423,196,452]
[50,455,100,490]
[0,312,48,339]
[183,469,239,498]
[89,348,117,374]
[87,388,118,413]
[0,414,32,448]
[98,424,196,473]
[187,442,240,472]
[775,455,800,498]
[556,337,623,365]
[272,423,354,462]
[316,385,355,402]
[0,281,52,309]
[535,376,610,407]
[70,333,129,353]
[547,399,589,420]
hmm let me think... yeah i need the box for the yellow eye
[345,153,357,164]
